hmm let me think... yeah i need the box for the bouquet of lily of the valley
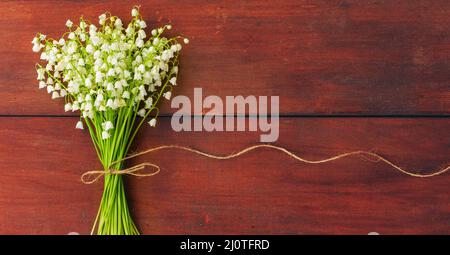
[32,6,188,235]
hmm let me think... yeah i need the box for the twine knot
[81,162,160,184]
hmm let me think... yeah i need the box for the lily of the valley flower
[102,121,114,131]
[66,19,73,28]
[38,81,46,89]
[101,131,110,139]
[98,14,106,25]
[169,77,177,85]
[163,91,172,100]
[64,103,72,112]
[131,8,138,17]
[148,118,157,127]
[137,108,146,117]
[75,120,84,129]
[51,91,59,99]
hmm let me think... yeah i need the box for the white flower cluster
[33,7,188,139]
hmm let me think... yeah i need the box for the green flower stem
[87,104,141,235]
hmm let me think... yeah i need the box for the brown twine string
[81,162,160,184]
[80,144,450,184]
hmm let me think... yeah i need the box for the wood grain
[0,0,449,235]
[0,0,450,115]
[0,117,448,234]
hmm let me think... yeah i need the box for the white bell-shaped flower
[64,103,72,112]
[101,131,110,139]
[75,120,84,129]
[131,8,138,17]
[66,19,73,28]
[163,91,172,100]
[102,121,114,131]
[137,108,146,117]
[148,118,157,127]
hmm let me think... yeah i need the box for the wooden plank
[1,0,450,115]
[0,117,448,234]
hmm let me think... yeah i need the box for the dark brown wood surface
[1,0,450,115]
[0,0,449,234]
[0,118,449,234]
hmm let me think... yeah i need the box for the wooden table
[0,0,448,234]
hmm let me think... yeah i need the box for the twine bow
[81,144,450,184]
[81,162,160,184]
